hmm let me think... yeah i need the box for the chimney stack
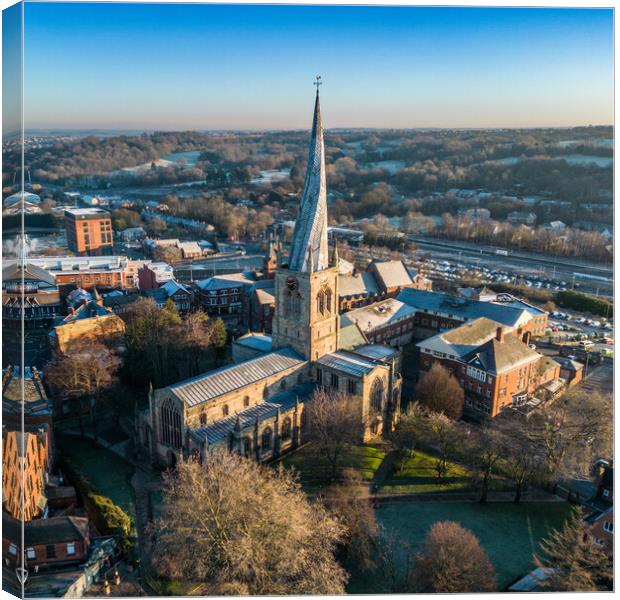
[496,326,505,343]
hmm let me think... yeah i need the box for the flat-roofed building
[65,208,113,256]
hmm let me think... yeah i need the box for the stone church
[140,87,402,467]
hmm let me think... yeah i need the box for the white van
[578,340,594,349]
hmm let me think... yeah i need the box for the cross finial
[314,75,322,94]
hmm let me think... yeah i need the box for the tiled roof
[398,288,530,328]
[61,300,111,323]
[370,260,414,290]
[161,279,190,296]
[316,351,378,377]
[418,317,541,374]
[3,513,89,546]
[169,348,306,407]
[338,271,380,298]
[190,383,315,444]
[463,335,540,375]
[2,262,57,287]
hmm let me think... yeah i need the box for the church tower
[272,79,339,360]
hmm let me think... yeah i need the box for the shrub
[556,290,613,318]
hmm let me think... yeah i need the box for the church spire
[287,77,329,273]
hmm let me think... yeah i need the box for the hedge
[556,290,613,318]
[60,456,135,557]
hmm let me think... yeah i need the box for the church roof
[287,88,329,273]
[316,351,379,378]
[190,383,315,445]
[352,344,399,362]
[169,348,306,407]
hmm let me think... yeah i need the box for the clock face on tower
[286,276,298,291]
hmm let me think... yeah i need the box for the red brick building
[338,259,432,312]
[3,513,90,568]
[65,208,113,256]
[417,317,561,418]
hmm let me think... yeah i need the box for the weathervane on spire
[314,75,322,93]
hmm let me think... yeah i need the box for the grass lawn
[278,443,385,492]
[380,450,472,494]
[57,435,136,520]
[347,501,573,593]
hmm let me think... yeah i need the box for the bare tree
[304,388,365,480]
[390,402,428,474]
[179,309,215,376]
[408,521,497,592]
[415,363,464,420]
[534,508,612,591]
[425,412,464,481]
[148,453,347,595]
[467,424,503,503]
[322,469,378,570]
[528,389,612,479]
[44,340,120,440]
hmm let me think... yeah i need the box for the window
[316,368,323,384]
[243,437,252,457]
[317,290,326,315]
[348,379,357,395]
[371,378,384,412]
[66,543,76,556]
[331,373,339,388]
[160,398,183,449]
[603,489,610,498]
[199,412,207,425]
[26,547,35,560]
[46,545,56,559]
[8,544,17,556]
[222,404,229,417]
[261,427,272,450]
[604,521,613,533]
[243,396,250,408]
[281,417,292,440]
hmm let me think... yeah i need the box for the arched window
[261,427,272,450]
[160,398,182,449]
[317,290,326,315]
[281,417,292,441]
[222,404,229,417]
[325,287,333,313]
[286,292,301,316]
[199,411,207,425]
[243,396,250,408]
[243,436,252,457]
[370,378,384,413]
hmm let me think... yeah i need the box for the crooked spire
[287,81,329,273]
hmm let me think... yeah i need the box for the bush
[556,290,613,318]
[60,457,135,556]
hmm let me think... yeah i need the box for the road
[579,360,613,395]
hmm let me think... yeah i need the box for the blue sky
[20,3,614,130]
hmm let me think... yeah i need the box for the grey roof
[169,348,306,407]
[418,317,541,374]
[316,351,379,377]
[234,333,273,353]
[287,90,329,273]
[553,356,584,371]
[338,315,368,351]
[195,274,254,291]
[352,344,399,362]
[398,288,530,328]
[2,262,57,287]
[3,513,89,546]
[338,271,380,298]
[190,383,315,444]
[370,260,414,290]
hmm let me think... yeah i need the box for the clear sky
[21,2,613,131]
